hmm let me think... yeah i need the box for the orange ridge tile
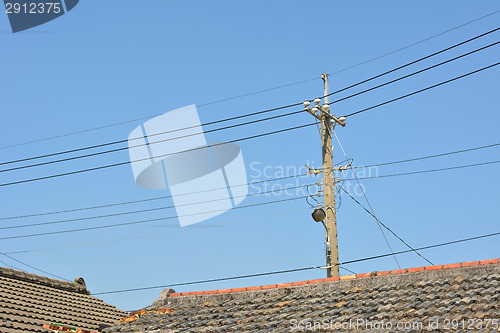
[408,267,425,272]
[218,289,232,294]
[292,280,308,286]
[247,286,262,291]
[480,258,498,265]
[165,258,499,297]
[356,272,371,278]
[203,290,217,294]
[462,261,480,267]
[390,269,407,275]
[262,284,277,289]
[425,265,443,271]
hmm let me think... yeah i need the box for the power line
[0,107,303,170]
[327,27,500,100]
[340,266,356,275]
[4,36,499,175]
[93,265,320,296]
[0,50,500,186]
[345,60,500,117]
[3,25,499,170]
[0,122,316,188]
[328,10,500,77]
[332,132,400,269]
[346,160,500,181]
[0,195,308,240]
[92,230,500,295]
[0,173,310,221]
[0,183,312,230]
[3,27,499,174]
[329,39,500,105]
[2,10,498,151]
[1,141,497,222]
[4,207,312,254]
[2,157,497,228]
[4,28,500,172]
[338,184,433,266]
[0,258,20,271]
[353,142,500,169]
[0,251,69,281]
[0,174,307,223]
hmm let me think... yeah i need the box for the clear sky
[1,1,499,312]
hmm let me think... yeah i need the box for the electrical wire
[91,230,500,295]
[345,60,500,118]
[93,265,320,296]
[3,26,500,169]
[0,259,20,271]
[329,39,500,106]
[340,266,356,275]
[326,27,500,100]
[0,122,316,188]
[352,142,500,169]
[4,207,312,254]
[0,183,314,230]
[306,184,320,208]
[338,184,433,266]
[0,173,312,221]
[0,195,308,240]
[1,143,497,223]
[0,108,304,171]
[327,10,500,77]
[345,160,500,181]
[332,133,401,269]
[0,251,69,281]
[3,9,498,151]
[4,44,498,180]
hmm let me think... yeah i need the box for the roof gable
[0,267,126,333]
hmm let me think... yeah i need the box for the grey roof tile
[0,267,126,333]
[105,261,500,332]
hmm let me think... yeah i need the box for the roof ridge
[165,258,499,298]
[0,266,90,295]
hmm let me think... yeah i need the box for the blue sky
[1,1,499,311]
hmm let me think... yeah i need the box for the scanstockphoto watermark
[290,318,424,331]
[128,105,248,227]
[248,161,379,197]
[4,0,80,33]
[290,318,499,331]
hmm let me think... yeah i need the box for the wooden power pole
[304,74,345,278]
[321,74,339,278]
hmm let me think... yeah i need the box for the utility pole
[321,74,339,278]
[304,74,345,278]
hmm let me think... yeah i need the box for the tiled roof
[103,259,500,332]
[0,267,127,333]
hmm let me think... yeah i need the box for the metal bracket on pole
[318,105,346,127]
[303,102,346,126]
[305,107,321,120]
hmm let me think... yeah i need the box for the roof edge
[0,266,90,295]
[167,258,499,298]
